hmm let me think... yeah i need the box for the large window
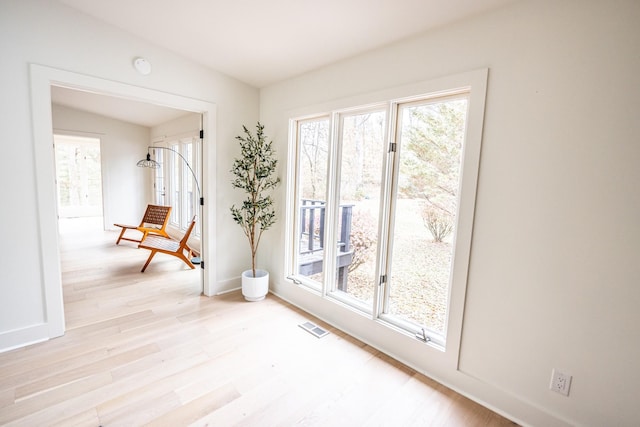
[286,74,486,349]
[152,136,201,237]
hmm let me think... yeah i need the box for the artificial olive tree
[230,122,280,277]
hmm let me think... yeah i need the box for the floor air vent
[299,321,329,338]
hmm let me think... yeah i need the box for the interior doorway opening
[50,89,205,294]
[29,64,218,344]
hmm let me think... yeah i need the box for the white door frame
[30,64,217,340]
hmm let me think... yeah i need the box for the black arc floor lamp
[137,146,203,265]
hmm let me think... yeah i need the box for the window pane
[154,149,165,205]
[192,138,201,237]
[333,111,385,306]
[295,118,330,287]
[386,97,468,336]
[184,141,194,228]
[171,143,180,226]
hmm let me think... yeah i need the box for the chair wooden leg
[116,228,127,245]
[141,250,157,272]
[178,253,196,270]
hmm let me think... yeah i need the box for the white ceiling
[53,0,516,126]
[58,0,516,88]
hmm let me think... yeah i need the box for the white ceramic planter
[241,269,269,302]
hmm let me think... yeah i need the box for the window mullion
[372,102,397,319]
[321,113,341,296]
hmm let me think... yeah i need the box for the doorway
[30,64,217,342]
[54,134,103,219]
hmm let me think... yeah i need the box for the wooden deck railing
[298,199,354,290]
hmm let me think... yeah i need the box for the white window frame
[285,69,488,350]
[287,116,333,293]
[326,104,388,314]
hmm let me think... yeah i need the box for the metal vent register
[299,321,329,338]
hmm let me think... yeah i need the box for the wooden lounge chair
[138,216,197,272]
[114,205,172,245]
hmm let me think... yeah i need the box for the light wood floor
[0,217,517,426]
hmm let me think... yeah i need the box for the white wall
[0,0,258,350]
[150,113,201,143]
[260,1,640,426]
[52,104,151,229]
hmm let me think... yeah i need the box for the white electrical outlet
[550,368,572,396]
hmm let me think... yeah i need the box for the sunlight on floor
[58,216,104,234]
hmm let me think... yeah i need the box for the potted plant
[230,122,280,301]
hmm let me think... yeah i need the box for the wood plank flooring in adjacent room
[0,217,517,426]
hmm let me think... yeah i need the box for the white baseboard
[0,323,50,353]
